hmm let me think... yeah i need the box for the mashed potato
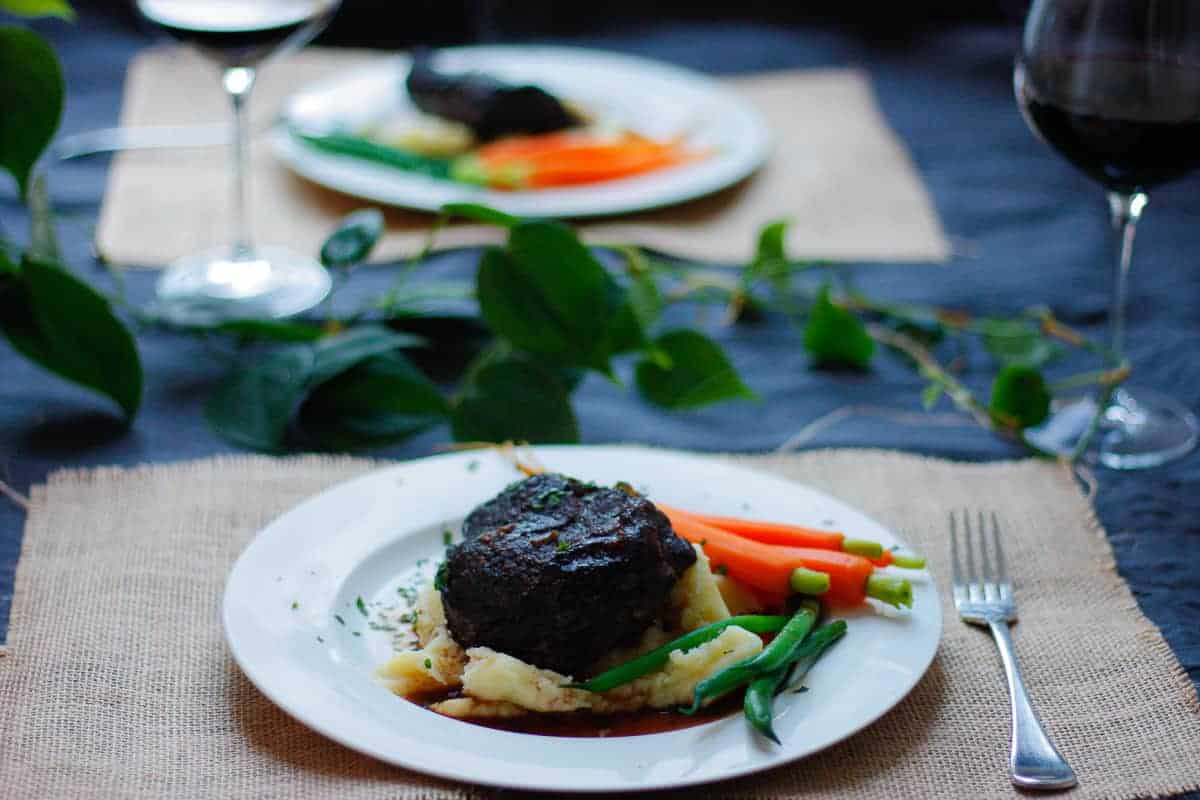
[377,544,766,717]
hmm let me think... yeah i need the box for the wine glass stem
[1106,191,1147,364]
[222,65,258,260]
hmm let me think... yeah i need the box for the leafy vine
[0,2,1127,460]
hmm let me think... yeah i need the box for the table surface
[2,9,1198,790]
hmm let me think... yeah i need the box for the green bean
[291,128,455,180]
[680,599,820,715]
[567,614,790,693]
[743,620,848,743]
[743,666,790,744]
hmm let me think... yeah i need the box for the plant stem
[865,322,1057,458]
[865,323,996,431]
[1049,364,1131,394]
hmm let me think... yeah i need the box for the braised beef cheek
[441,474,696,676]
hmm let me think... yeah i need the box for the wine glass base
[154,245,331,325]
[1025,386,1199,469]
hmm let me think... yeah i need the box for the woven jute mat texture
[1,451,1197,799]
[95,47,950,267]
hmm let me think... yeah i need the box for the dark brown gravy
[414,690,741,738]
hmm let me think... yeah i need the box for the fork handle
[988,620,1078,790]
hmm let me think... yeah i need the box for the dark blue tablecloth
[2,10,1198,789]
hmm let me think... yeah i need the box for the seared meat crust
[442,474,696,675]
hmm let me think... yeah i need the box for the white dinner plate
[271,46,771,217]
[223,446,941,793]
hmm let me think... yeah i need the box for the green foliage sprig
[0,0,144,421]
[0,5,1125,460]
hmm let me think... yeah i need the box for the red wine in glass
[1017,56,1200,193]
[1015,0,1200,468]
[137,0,339,66]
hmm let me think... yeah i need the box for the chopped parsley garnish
[355,596,368,617]
[529,488,566,510]
[434,561,449,592]
[290,601,299,610]
[316,636,324,643]
[352,631,361,637]
[334,614,345,625]
[467,459,480,473]
[424,658,432,669]
[699,538,708,546]
[556,539,569,552]
[396,585,418,604]
[715,564,729,576]
[442,528,454,547]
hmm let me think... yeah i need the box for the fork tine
[950,510,960,573]
[962,508,982,602]
[991,511,1012,600]
[977,509,996,601]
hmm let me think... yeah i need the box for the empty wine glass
[1015,0,1200,468]
[136,0,342,324]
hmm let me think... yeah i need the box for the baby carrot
[660,505,925,570]
[667,513,912,608]
[659,504,845,550]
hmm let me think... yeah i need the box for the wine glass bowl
[136,0,343,324]
[1015,0,1200,468]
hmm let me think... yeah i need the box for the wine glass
[1015,0,1200,468]
[136,0,342,324]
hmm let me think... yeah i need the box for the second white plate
[272,46,772,218]
[223,446,941,793]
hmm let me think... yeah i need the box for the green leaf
[0,256,142,418]
[989,365,1051,429]
[635,329,756,410]
[452,354,579,444]
[441,202,519,228]
[0,26,64,198]
[741,219,789,291]
[205,347,313,451]
[298,351,448,450]
[320,209,384,270]
[0,0,74,19]
[214,318,325,342]
[476,225,619,374]
[802,286,875,369]
[308,325,424,384]
[606,269,663,354]
[978,318,1060,369]
[205,326,424,451]
[754,219,788,264]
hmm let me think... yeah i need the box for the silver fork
[950,510,1078,791]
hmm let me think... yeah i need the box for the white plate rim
[222,445,942,793]
[270,45,772,218]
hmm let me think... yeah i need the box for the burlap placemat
[95,47,951,267]
[2,450,1198,799]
